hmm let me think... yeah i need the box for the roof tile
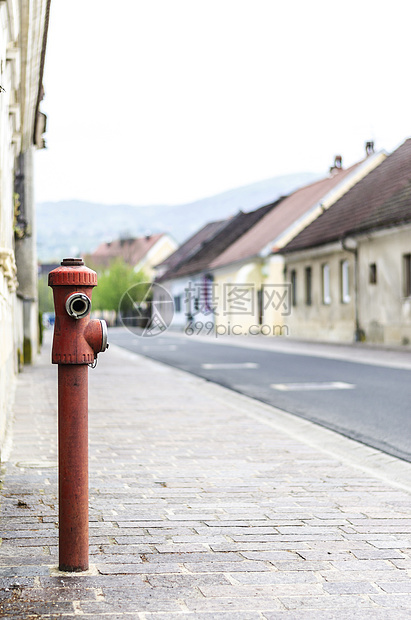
[210,161,364,269]
[159,200,281,281]
[91,233,165,267]
[282,138,411,252]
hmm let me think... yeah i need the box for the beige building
[281,138,411,346]
[155,204,278,330]
[208,150,385,335]
[0,0,50,457]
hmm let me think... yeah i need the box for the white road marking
[142,345,178,351]
[202,362,259,370]
[271,381,355,391]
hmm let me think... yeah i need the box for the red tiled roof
[158,200,281,281]
[156,219,228,276]
[91,233,165,267]
[282,138,411,253]
[210,161,365,269]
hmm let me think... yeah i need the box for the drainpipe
[342,237,363,342]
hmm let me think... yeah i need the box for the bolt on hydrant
[48,258,109,572]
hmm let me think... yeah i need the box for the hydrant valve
[48,258,108,364]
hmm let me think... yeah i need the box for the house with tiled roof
[155,220,228,280]
[90,233,177,280]
[155,201,282,328]
[207,148,385,334]
[281,138,411,345]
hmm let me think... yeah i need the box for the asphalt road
[108,327,411,462]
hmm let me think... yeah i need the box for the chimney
[365,141,375,156]
[329,155,343,173]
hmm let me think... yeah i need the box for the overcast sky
[35,0,411,206]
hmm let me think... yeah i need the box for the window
[291,269,297,306]
[404,254,411,297]
[340,260,350,303]
[322,264,331,304]
[257,288,263,325]
[173,295,181,313]
[369,263,377,284]
[305,266,312,306]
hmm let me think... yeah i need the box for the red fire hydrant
[48,258,108,572]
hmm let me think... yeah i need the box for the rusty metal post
[58,364,89,571]
[48,258,108,572]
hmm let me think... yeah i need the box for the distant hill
[36,172,319,262]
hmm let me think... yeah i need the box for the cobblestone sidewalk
[1,331,411,618]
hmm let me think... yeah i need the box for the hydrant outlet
[65,293,91,319]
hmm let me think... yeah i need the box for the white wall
[283,225,411,346]
[0,0,49,458]
[284,245,357,343]
[358,225,411,345]
[160,275,217,331]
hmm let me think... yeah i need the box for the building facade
[209,150,385,335]
[0,0,50,457]
[282,139,411,346]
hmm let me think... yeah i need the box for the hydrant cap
[48,258,97,287]
[61,258,84,267]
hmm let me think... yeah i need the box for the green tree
[38,274,54,314]
[91,258,148,313]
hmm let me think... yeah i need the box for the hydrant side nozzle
[101,320,109,352]
[84,319,109,355]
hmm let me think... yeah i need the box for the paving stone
[144,614,262,620]
[199,583,324,597]
[184,596,283,612]
[263,612,409,620]
[39,574,149,588]
[370,594,411,608]
[146,573,231,588]
[0,599,75,615]
[269,560,333,571]
[322,581,380,594]
[351,548,406,560]
[209,542,311,552]
[278,594,375,610]
[7,585,98,602]
[320,569,411,583]
[96,563,184,574]
[391,559,411,569]
[233,574,322,589]
[155,543,210,553]
[80,598,183,612]
[0,566,51,577]
[330,559,396,571]
[182,560,272,573]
